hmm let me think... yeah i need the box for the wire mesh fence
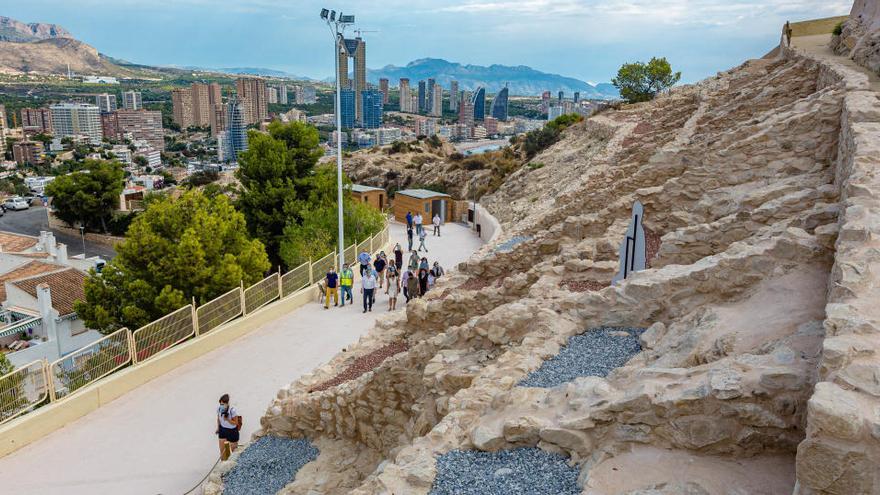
[50,328,131,399]
[357,238,371,257]
[132,305,194,363]
[244,273,280,314]
[197,288,243,335]
[343,243,356,267]
[312,253,337,280]
[281,262,310,297]
[0,360,49,424]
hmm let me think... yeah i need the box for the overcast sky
[3,0,852,84]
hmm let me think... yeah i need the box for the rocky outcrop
[831,0,880,74]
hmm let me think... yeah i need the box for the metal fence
[0,222,391,426]
[281,262,310,298]
[0,360,49,423]
[50,328,132,399]
[132,306,194,363]
[244,273,280,314]
[197,288,243,335]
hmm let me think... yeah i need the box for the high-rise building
[210,104,227,137]
[236,77,268,124]
[0,105,6,156]
[558,90,564,103]
[361,90,384,129]
[267,86,279,104]
[449,81,459,110]
[414,116,438,137]
[426,78,436,113]
[471,87,486,121]
[338,37,367,124]
[190,82,222,127]
[417,80,426,113]
[294,85,317,104]
[573,91,580,103]
[50,103,102,144]
[224,98,248,162]
[95,93,117,113]
[21,108,52,135]
[277,84,288,105]
[172,88,194,128]
[122,90,143,110]
[459,91,474,127]
[379,78,389,104]
[490,87,509,121]
[541,91,551,114]
[116,110,164,150]
[398,78,411,113]
[483,116,498,135]
[12,141,43,165]
[430,83,443,117]
[340,89,356,128]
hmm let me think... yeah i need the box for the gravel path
[430,447,580,495]
[223,436,319,495]
[519,327,643,388]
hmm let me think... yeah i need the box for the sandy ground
[0,221,482,495]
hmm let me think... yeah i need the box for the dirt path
[791,33,880,91]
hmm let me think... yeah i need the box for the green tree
[612,57,681,103]
[279,166,385,267]
[45,160,124,232]
[236,121,324,267]
[75,191,270,333]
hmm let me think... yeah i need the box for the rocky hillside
[0,16,70,42]
[831,0,880,73]
[206,12,880,495]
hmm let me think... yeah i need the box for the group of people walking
[323,243,444,313]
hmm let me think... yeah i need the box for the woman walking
[409,250,420,272]
[418,268,429,296]
[216,394,242,458]
[407,269,421,301]
[387,264,400,310]
[393,243,404,270]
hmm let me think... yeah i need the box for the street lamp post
[79,225,86,258]
[321,8,355,267]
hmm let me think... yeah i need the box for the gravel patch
[559,279,607,292]
[430,448,580,495]
[494,235,532,253]
[519,327,644,388]
[223,436,319,495]
[309,342,408,392]
[458,277,495,291]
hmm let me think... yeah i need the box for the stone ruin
[205,15,880,495]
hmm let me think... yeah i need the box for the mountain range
[367,58,618,99]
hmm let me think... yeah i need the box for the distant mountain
[368,58,618,99]
[0,16,71,42]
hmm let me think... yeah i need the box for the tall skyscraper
[338,37,367,124]
[449,81,459,110]
[417,80,426,113]
[236,78,268,124]
[21,108,52,135]
[267,87,278,104]
[340,89,356,128]
[95,93,117,113]
[541,91,551,114]
[50,103,102,144]
[430,83,443,117]
[399,78,411,113]
[573,91,580,103]
[558,90,564,102]
[361,90,384,129]
[379,78,389,104]
[490,87,509,121]
[459,91,474,127]
[426,78,436,113]
[191,82,222,127]
[122,90,143,110]
[471,87,486,121]
[172,88,194,128]
[0,105,6,156]
[210,104,227,137]
[224,98,248,162]
[277,84,288,105]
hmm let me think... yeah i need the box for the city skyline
[1,1,851,85]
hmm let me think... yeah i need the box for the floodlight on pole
[320,8,329,19]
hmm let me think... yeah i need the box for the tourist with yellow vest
[339,263,354,306]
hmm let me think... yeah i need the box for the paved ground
[791,33,880,92]
[0,221,482,495]
[0,206,116,259]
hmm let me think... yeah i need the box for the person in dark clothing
[406,269,420,301]
[393,243,404,270]
[374,253,387,289]
[406,226,414,251]
[418,268,429,296]
[405,211,413,229]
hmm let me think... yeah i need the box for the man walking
[405,211,413,230]
[362,268,378,313]
[374,252,387,289]
[432,214,441,236]
[324,267,339,309]
[407,225,414,251]
[358,250,371,277]
[414,213,423,236]
[339,263,354,306]
[418,228,428,252]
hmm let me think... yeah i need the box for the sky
[1,0,852,85]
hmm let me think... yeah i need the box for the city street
[0,206,116,260]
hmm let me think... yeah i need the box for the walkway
[0,222,483,495]
[791,33,880,91]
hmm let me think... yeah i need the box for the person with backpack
[324,267,339,309]
[357,250,371,277]
[216,394,242,459]
[339,263,354,306]
[432,261,445,278]
[374,252,387,289]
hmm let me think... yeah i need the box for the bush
[528,162,545,170]
[462,158,486,170]
[184,170,220,187]
[521,114,584,158]
[448,152,464,161]
[612,57,681,103]
[833,21,844,36]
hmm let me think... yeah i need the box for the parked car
[3,197,30,211]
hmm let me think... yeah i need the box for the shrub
[528,162,545,170]
[833,21,844,36]
[612,57,681,103]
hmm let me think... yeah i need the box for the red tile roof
[0,261,62,301]
[11,268,87,316]
[0,232,39,252]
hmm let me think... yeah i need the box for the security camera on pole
[320,8,355,266]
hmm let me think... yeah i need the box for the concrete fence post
[277,267,283,299]
[191,297,200,336]
[240,280,247,316]
[129,327,139,365]
[43,358,56,403]
[308,258,314,285]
